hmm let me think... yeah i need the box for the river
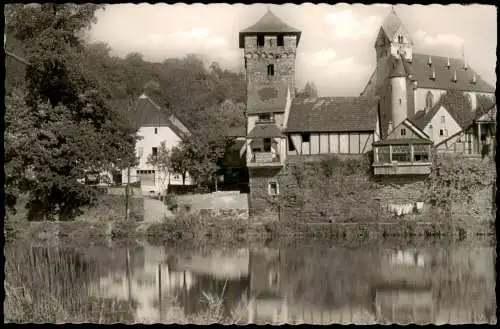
[4,239,496,324]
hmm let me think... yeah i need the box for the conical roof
[390,57,407,78]
[239,10,301,48]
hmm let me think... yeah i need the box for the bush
[164,193,178,212]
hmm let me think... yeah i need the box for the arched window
[425,91,434,108]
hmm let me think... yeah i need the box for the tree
[4,4,136,220]
[146,141,172,191]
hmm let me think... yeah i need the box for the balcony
[373,142,432,176]
[248,152,283,168]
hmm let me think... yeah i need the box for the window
[302,133,310,143]
[154,127,158,134]
[268,181,279,196]
[425,91,434,108]
[391,144,411,162]
[258,113,272,121]
[399,98,402,105]
[401,128,407,136]
[257,34,264,47]
[267,64,274,76]
[439,129,444,136]
[263,138,272,152]
[398,35,404,43]
[444,129,448,137]
[288,136,296,151]
[277,35,284,47]
[440,116,445,124]
[152,147,158,157]
[269,38,275,47]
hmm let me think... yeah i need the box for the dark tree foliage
[5,4,137,221]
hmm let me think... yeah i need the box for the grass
[4,245,248,324]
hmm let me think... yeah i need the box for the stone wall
[273,153,494,224]
[248,167,284,219]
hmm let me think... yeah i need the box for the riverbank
[11,213,495,249]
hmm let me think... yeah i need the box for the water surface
[4,240,496,324]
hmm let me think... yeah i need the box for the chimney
[463,61,468,71]
[388,121,394,135]
[446,57,451,69]
[427,56,432,67]
[472,73,477,84]
[452,70,457,82]
[430,69,436,80]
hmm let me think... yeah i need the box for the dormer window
[267,64,274,76]
[258,113,272,122]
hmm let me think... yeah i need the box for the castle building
[239,8,495,215]
[362,8,495,174]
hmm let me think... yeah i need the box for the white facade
[122,124,193,195]
[422,106,462,146]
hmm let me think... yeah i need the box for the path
[143,198,173,223]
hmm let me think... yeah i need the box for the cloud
[311,48,337,64]
[325,10,379,40]
[414,29,464,48]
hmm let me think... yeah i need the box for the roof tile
[286,97,378,132]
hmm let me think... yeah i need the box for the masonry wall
[248,167,284,219]
[270,153,495,224]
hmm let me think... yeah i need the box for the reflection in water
[4,241,496,324]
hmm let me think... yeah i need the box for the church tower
[374,8,413,137]
[239,9,301,218]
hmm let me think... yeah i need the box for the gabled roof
[247,83,290,114]
[247,124,282,138]
[378,8,413,45]
[475,104,496,122]
[126,93,190,138]
[239,10,301,48]
[410,100,475,131]
[286,97,378,133]
[406,54,495,93]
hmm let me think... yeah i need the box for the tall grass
[4,246,248,324]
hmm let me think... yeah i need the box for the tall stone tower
[374,8,414,137]
[239,9,301,218]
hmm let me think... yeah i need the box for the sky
[88,3,497,97]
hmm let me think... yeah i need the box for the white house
[122,93,194,195]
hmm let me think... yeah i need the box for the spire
[380,7,413,45]
[430,69,436,80]
[446,57,451,69]
[427,56,432,67]
[472,72,477,84]
[452,70,457,82]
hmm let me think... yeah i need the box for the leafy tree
[146,141,172,191]
[4,4,137,220]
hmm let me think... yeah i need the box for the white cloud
[325,10,379,40]
[414,29,464,48]
[311,48,337,64]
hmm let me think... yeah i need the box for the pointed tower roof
[239,9,301,48]
[380,7,413,44]
[390,56,408,78]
